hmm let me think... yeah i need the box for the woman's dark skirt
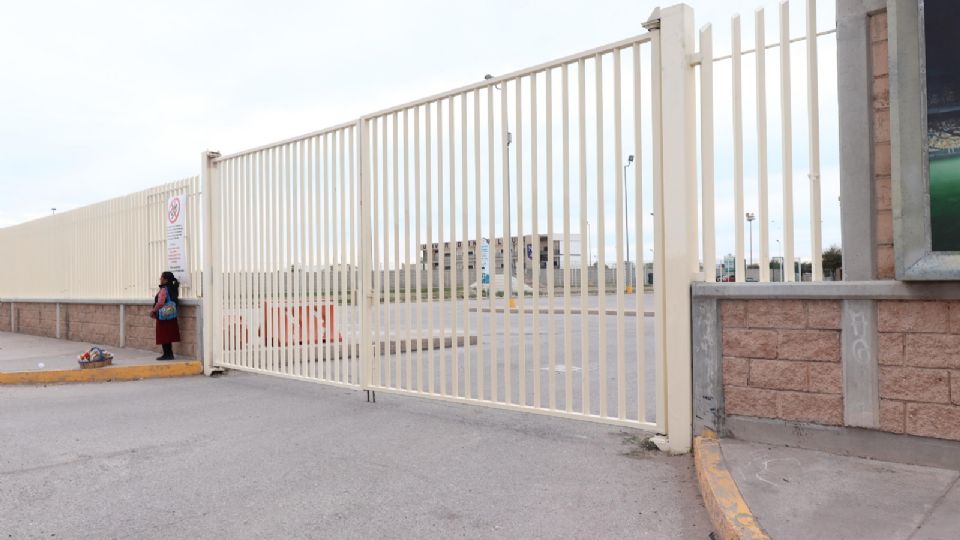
[156,318,181,345]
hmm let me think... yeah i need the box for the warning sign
[166,195,191,287]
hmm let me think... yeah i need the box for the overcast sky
[0,0,839,260]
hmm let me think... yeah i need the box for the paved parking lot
[0,370,708,539]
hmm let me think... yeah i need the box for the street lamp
[746,212,756,268]
[485,74,516,308]
[623,154,634,293]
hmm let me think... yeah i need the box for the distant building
[419,234,583,271]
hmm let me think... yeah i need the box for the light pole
[746,212,756,268]
[485,74,516,308]
[775,239,781,282]
[623,154,634,293]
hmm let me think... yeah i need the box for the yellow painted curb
[0,361,203,385]
[694,436,770,540]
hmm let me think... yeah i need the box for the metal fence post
[653,4,695,453]
[357,119,374,390]
[201,150,223,376]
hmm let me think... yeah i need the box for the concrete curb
[0,361,203,385]
[693,435,769,540]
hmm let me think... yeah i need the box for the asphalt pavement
[1,371,710,538]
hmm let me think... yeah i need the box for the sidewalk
[0,331,200,384]
[713,438,959,539]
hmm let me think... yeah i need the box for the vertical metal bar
[301,141,311,377]
[244,153,253,369]
[294,141,303,376]
[437,102,447,396]
[473,89,484,402]
[426,105,435,394]
[756,8,771,282]
[781,1,795,282]
[531,72,541,409]
[228,157,237,364]
[306,139,316,377]
[700,27,716,284]
[338,132,347,381]
[633,42,646,423]
[414,107,424,392]
[515,76,525,407]
[286,143,295,375]
[596,52,608,418]
[298,141,307,376]
[807,0,822,281]
[349,127,357,384]
[268,148,278,373]
[488,87,498,403]
[377,116,386,387]
[448,96,458,398]
[651,27,666,431]
[732,16,746,283]
[359,118,373,390]
[330,134,339,382]
[393,112,402,389]
[201,151,221,375]
[461,92,471,400]
[254,151,264,371]
[501,79,512,405]
[220,162,230,363]
[562,63,573,413]
[578,58,590,416]
[372,121,380,384]
[546,68,557,411]
[403,112,413,390]
[319,140,328,379]
[614,47,626,420]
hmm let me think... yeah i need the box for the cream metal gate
[203,6,698,453]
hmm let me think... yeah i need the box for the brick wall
[721,299,843,426]
[876,301,960,440]
[871,12,894,279]
[0,302,10,331]
[0,301,198,359]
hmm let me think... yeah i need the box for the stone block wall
[14,303,60,339]
[64,304,121,345]
[0,301,198,358]
[124,304,198,358]
[721,299,843,426]
[720,298,960,443]
[876,301,960,440]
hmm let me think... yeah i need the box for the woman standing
[151,271,181,361]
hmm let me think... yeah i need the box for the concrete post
[119,304,126,348]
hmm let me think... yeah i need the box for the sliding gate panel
[359,31,662,430]
[212,124,362,387]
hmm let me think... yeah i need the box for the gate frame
[650,4,696,454]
